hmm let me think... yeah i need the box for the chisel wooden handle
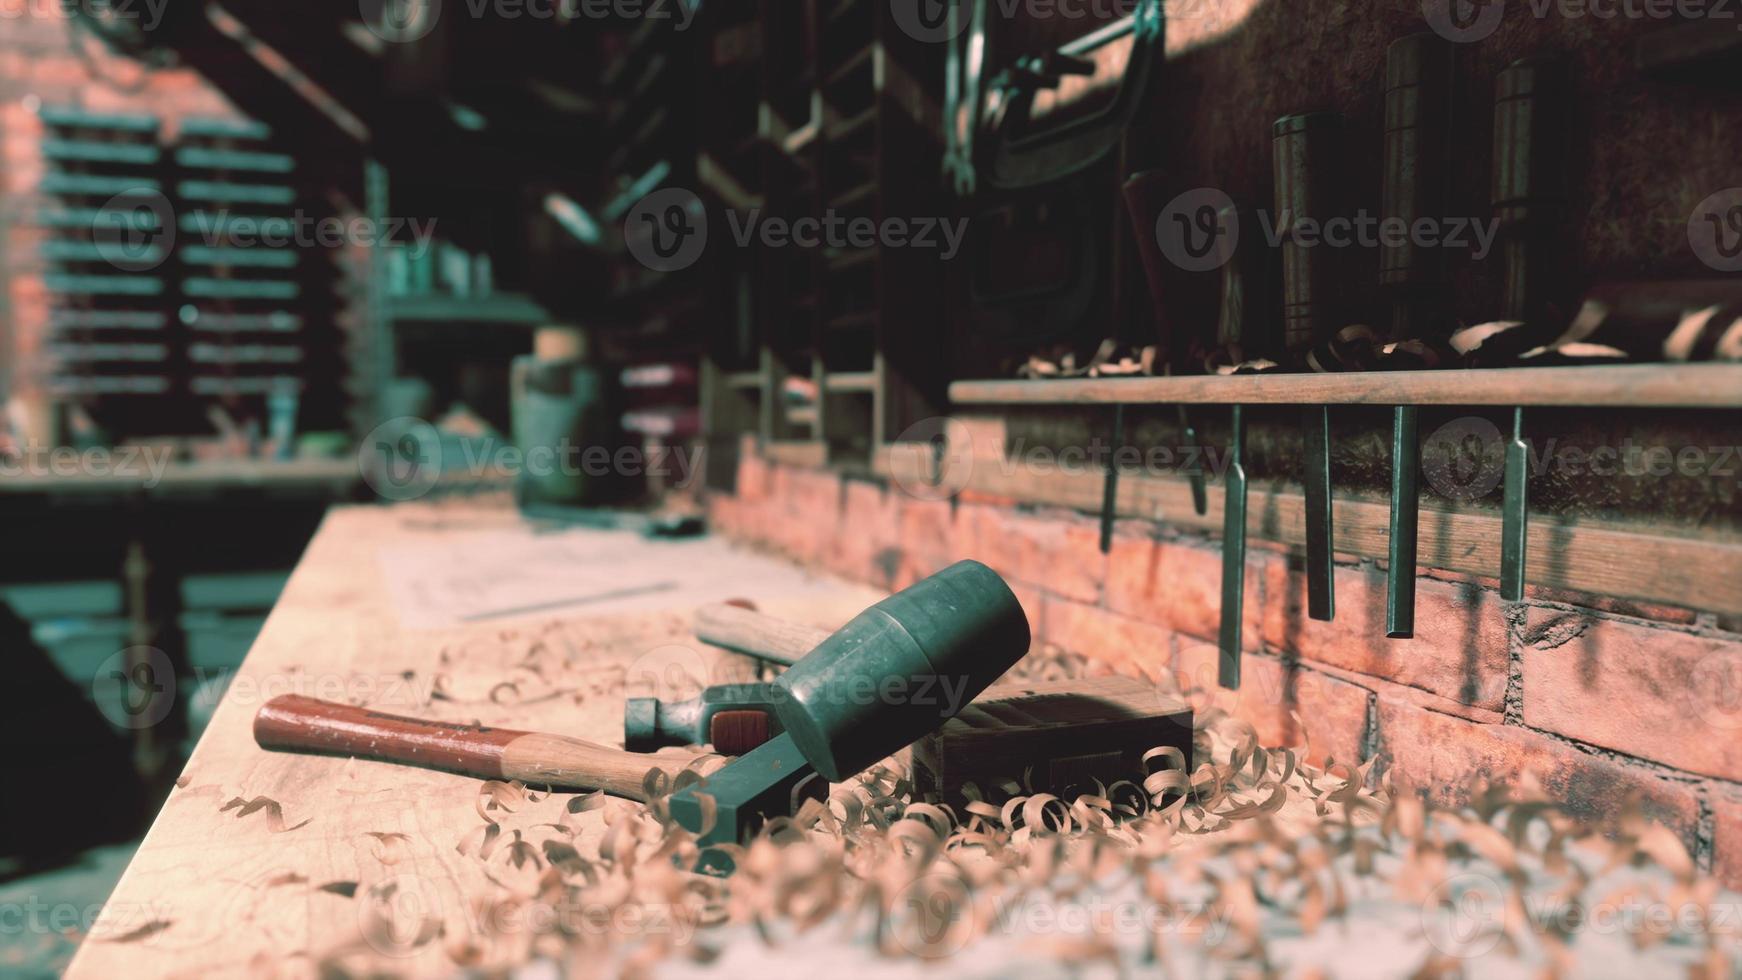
[254,695,717,802]
[694,603,828,666]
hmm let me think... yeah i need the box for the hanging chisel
[1274,112,1345,622]
[1213,204,1274,689]
[1379,34,1454,637]
[1491,56,1570,601]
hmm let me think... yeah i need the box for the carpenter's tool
[254,694,727,803]
[912,675,1192,803]
[1491,56,1570,601]
[1379,34,1454,638]
[624,682,783,755]
[259,561,1030,876]
[1211,204,1272,690]
[687,606,1195,802]
[693,601,811,665]
[667,560,1029,871]
[1274,112,1345,622]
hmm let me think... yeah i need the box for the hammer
[620,603,851,753]
[255,560,1030,873]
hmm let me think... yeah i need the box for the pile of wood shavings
[323,651,1742,979]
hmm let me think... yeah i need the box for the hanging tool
[1491,56,1570,601]
[1379,34,1454,637]
[1274,112,1345,622]
[1211,204,1274,689]
[258,561,1031,875]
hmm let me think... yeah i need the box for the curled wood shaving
[322,644,1740,976]
[218,795,310,833]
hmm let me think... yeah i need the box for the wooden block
[912,676,1192,801]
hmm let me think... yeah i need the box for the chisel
[1274,112,1345,622]
[1379,34,1454,637]
[1491,56,1570,601]
[1213,204,1273,689]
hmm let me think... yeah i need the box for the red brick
[1108,532,1266,648]
[1713,788,1742,888]
[1174,643,1372,768]
[1376,698,1702,853]
[1308,658,1503,725]
[891,497,957,589]
[1422,568,1699,626]
[1041,597,1173,673]
[947,505,1103,603]
[1264,561,1509,710]
[829,478,900,588]
[735,448,770,502]
[1520,610,1742,782]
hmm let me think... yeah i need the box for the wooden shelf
[824,370,876,393]
[724,370,765,390]
[385,294,550,325]
[950,364,1742,409]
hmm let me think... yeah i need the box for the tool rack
[927,362,1742,621]
[697,0,948,480]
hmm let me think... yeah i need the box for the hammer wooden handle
[254,695,716,802]
[694,604,830,666]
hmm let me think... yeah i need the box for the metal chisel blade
[1303,405,1335,621]
[1178,405,1208,516]
[1386,405,1420,638]
[1099,404,1125,554]
[1218,406,1248,690]
[1501,407,1529,601]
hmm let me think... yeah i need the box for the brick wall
[709,449,1742,885]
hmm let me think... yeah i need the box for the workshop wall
[0,10,242,407]
[1138,0,1742,347]
[708,450,1742,886]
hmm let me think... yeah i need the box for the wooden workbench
[65,501,881,978]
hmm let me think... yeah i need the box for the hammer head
[624,682,785,753]
[667,732,824,874]
[665,561,1030,875]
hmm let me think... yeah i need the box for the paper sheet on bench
[376,526,840,630]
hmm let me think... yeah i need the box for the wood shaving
[306,649,1741,976]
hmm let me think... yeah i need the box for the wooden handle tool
[253,695,719,802]
[693,603,828,666]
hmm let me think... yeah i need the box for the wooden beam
[950,364,1742,409]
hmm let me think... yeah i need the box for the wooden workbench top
[65,500,881,978]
